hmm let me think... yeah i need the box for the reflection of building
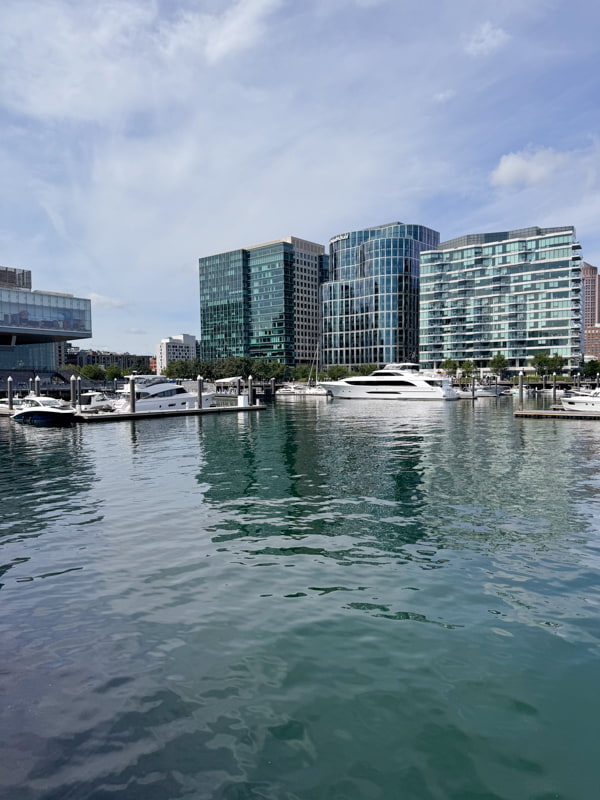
[420,226,583,371]
[199,236,328,366]
[0,265,92,374]
[156,334,197,374]
[321,223,439,369]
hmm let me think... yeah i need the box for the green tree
[488,353,508,376]
[327,365,350,380]
[79,364,105,381]
[441,358,458,376]
[356,364,377,376]
[291,364,310,382]
[460,360,475,378]
[582,359,600,380]
[547,353,567,374]
[105,364,123,381]
[530,352,551,376]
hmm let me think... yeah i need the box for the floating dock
[514,406,600,420]
[75,403,265,423]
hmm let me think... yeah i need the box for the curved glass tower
[321,222,439,369]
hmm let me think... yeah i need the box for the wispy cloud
[433,89,456,104]
[0,0,282,122]
[464,22,510,57]
[89,293,127,310]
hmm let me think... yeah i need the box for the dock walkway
[76,404,265,423]
[514,406,600,420]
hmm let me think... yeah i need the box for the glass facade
[419,226,583,370]
[0,282,92,373]
[199,237,327,366]
[321,223,439,368]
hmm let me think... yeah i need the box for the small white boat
[454,383,502,398]
[318,363,459,401]
[560,390,600,414]
[113,376,214,413]
[0,397,26,416]
[276,383,327,397]
[78,391,115,412]
[12,395,77,426]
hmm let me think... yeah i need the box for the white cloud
[0,0,282,122]
[433,89,456,103]
[491,147,569,187]
[89,293,127,310]
[464,22,510,57]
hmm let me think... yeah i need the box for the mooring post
[34,375,41,396]
[248,375,254,406]
[29,378,33,395]
[270,377,275,399]
[471,373,476,401]
[77,376,82,405]
[552,372,557,403]
[518,371,524,408]
[129,377,136,413]
[7,376,13,410]
[70,374,76,407]
[197,376,204,409]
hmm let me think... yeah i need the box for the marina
[1,397,599,799]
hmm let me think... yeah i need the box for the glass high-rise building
[1,266,92,373]
[199,236,327,366]
[419,226,583,371]
[321,222,439,369]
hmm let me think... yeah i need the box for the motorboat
[276,383,328,397]
[78,391,115,412]
[0,397,26,416]
[318,363,459,401]
[454,383,503,398]
[113,376,214,413]
[11,395,77,426]
[560,390,600,414]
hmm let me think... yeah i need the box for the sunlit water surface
[1,398,599,799]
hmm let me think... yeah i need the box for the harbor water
[1,398,599,799]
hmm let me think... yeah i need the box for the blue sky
[1,0,598,354]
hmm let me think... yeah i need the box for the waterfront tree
[105,364,123,381]
[79,364,105,381]
[356,364,377,375]
[441,359,458,375]
[582,359,600,379]
[527,351,565,377]
[291,364,310,382]
[327,365,350,380]
[488,354,508,376]
[547,353,567,374]
[460,360,475,378]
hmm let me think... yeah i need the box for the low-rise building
[156,334,197,375]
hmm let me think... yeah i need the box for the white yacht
[113,377,214,413]
[12,395,77,425]
[560,389,600,414]
[318,363,459,401]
